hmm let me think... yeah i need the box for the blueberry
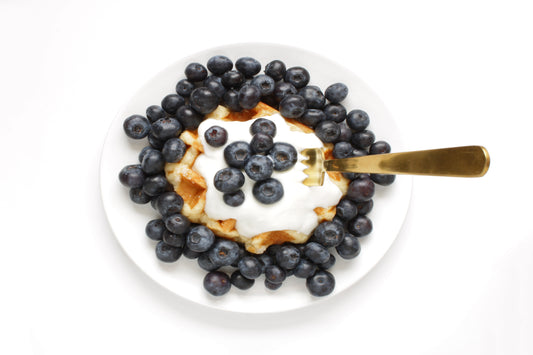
[250,118,277,137]
[184,62,208,82]
[203,271,231,296]
[142,174,171,197]
[337,121,352,142]
[145,219,166,241]
[269,142,297,171]
[207,55,233,75]
[261,95,279,109]
[164,213,190,235]
[250,133,274,153]
[208,239,240,267]
[175,79,195,97]
[257,253,273,273]
[146,105,167,123]
[251,74,276,96]
[253,178,284,204]
[214,167,245,193]
[223,190,245,207]
[148,132,165,150]
[222,89,242,112]
[190,87,219,115]
[333,141,355,159]
[265,279,283,290]
[186,225,215,252]
[162,137,186,163]
[230,270,255,290]
[141,149,165,175]
[138,146,156,163]
[176,105,203,130]
[266,244,282,257]
[238,84,261,110]
[123,115,150,139]
[306,270,335,296]
[221,70,245,88]
[264,60,286,81]
[335,233,361,259]
[129,187,151,204]
[273,82,298,103]
[299,109,326,128]
[319,254,336,270]
[161,94,186,115]
[335,198,358,221]
[151,117,182,141]
[284,67,310,89]
[346,110,370,132]
[351,130,375,149]
[279,94,307,119]
[231,245,248,267]
[162,230,186,248]
[323,103,347,123]
[294,259,317,278]
[346,176,375,202]
[264,265,286,284]
[119,164,145,188]
[370,173,396,186]
[315,120,340,143]
[198,253,218,271]
[203,75,226,99]
[155,241,182,262]
[313,221,345,247]
[155,191,184,216]
[244,155,274,181]
[298,86,326,109]
[325,83,348,104]
[238,256,262,279]
[182,246,202,259]
[224,141,252,169]
[303,242,330,264]
[275,245,301,270]
[356,199,373,215]
[204,125,228,147]
[348,215,373,237]
[369,141,391,155]
[235,57,261,78]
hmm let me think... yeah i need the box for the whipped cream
[194,114,343,238]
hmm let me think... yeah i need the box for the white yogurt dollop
[194,114,343,238]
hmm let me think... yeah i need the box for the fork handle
[324,145,490,177]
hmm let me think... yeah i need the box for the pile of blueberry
[118,55,395,297]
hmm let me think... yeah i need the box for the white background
[1,0,532,354]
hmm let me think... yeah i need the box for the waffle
[165,102,349,254]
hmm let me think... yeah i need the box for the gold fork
[301,145,490,186]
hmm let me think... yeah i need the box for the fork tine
[301,148,326,186]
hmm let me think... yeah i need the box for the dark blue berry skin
[351,130,376,150]
[346,176,375,202]
[306,270,335,296]
[203,76,226,99]
[162,230,186,248]
[244,155,274,181]
[148,132,165,150]
[314,221,345,247]
[222,89,242,112]
[258,253,274,273]
[162,137,186,163]
[336,198,358,221]
[251,74,276,96]
[155,241,182,262]
[164,213,191,235]
[370,173,396,186]
[198,253,218,271]
[261,95,279,109]
[119,164,145,188]
[204,125,228,147]
[346,110,370,132]
[250,133,274,153]
[182,246,201,259]
[221,70,245,88]
[186,225,215,252]
[161,94,186,115]
[151,117,182,141]
[176,105,203,130]
[155,191,184,217]
[264,265,286,284]
[279,94,307,119]
[369,141,391,155]
[146,105,167,123]
[145,219,166,241]
[185,62,208,82]
[294,259,317,278]
[266,244,282,257]
[238,84,261,110]
[273,82,298,103]
[269,142,297,171]
[336,233,361,259]
[176,79,195,97]
[323,103,347,123]
[304,242,330,264]
[141,149,165,175]
[224,141,252,169]
[208,239,240,267]
[203,271,231,296]
[138,146,156,163]
[325,83,348,104]
[319,254,336,270]
[190,87,219,115]
[214,167,245,193]
[231,245,248,267]
[129,187,151,204]
[265,279,283,290]
[348,215,373,237]
[230,270,255,290]
[333,141,355,159]
[142,174,171,196]
[250,118,277,137]
[235,57,261,78]
[238,256,262,279]
[298,86,326,109]
[299,109,326,128]
[264,60,286,81]
[275,245,301,270]
[356,199,373,215]
[315,120,340,143]
[253,178,284,204]
[123,115,150,139]
[337,122,352,143]
[284,67,310,89]
[207,55,233,75]
[223,190,245,207]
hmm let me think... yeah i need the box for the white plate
[99,43,412,313]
